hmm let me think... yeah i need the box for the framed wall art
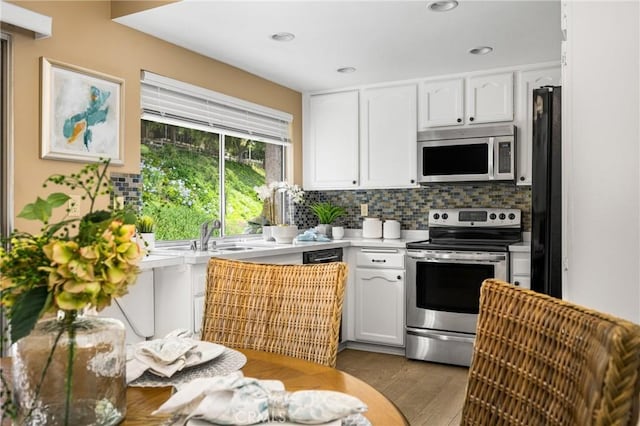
[40,57,124,164]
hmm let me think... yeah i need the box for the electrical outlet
[68,195,81,217]
[360,203,368,217]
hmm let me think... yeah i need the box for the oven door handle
[407,328,475,344]
[419,253,506,263]
[422,256,505,264]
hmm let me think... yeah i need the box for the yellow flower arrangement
[0,159,144,422]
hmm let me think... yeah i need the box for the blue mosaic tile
[294,183,531,231]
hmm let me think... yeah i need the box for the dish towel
[295,229,331,242]
[153,371,368,425]
[127,329,216,383]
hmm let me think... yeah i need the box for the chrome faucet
[199,219,221,251]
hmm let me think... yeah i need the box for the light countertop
[145,229,430,265]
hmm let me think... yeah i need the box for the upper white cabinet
[419,71,513,129]
[418,78,464,128]
[304,84,417,190]
[466,72,514,124]
[304,91,359,190]
[360,84,417,188]
[517,66,561,185]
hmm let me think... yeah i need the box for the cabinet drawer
[511,254,531,275]
[356,250,404,269]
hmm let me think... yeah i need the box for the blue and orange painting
[51,66,119,158]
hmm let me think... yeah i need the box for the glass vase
[11,310,126,425]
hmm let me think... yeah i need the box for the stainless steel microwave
[417,125,516,183]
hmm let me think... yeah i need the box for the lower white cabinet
[353,249,405,346]
[100,269,155,345]
[154,253,303,338]
[154,263,206,338]
[510,251,531,290]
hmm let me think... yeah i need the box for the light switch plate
[360,203,368,217]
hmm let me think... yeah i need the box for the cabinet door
[354,268,405,346]
[304,91,359,189]
[153,264,192,338]
[360,84,417,188]
[467,72,514,124]
[193,295,205,336]
[419,78,464,128]
[517,67,561,185]
[100,269,155,344]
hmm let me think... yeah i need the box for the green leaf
[47,192,70,208]
[10,286,49,343]
[17,197,52,222]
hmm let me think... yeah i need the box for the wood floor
[336,349,469,425]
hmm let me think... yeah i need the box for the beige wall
[5,1,302,232]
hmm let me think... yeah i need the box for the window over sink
[140,72,291,240]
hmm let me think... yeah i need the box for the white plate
[184,341,227,369]
[187,419,341,426]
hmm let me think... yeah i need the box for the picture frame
[40,57,124,165]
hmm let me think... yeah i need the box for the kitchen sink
[216,246,253,251]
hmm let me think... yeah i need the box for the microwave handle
[488,137,494,178]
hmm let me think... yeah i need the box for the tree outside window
[140,120,284,240]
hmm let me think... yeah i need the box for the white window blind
[140,71,292,144]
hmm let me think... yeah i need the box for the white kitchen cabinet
[418,78,464,128]
[360,84,418,188]
[510,251,531,290]
[154,263,206,338]
[466,72,514,124]
[303,90,359,190]
[516,66,561,185]
[100,269,155,345]
[354,248,405,346]
[154,253,304,337]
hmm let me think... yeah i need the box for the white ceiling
[114,0,562,93]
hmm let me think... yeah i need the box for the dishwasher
[302,247,343,264]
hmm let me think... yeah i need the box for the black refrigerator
[530,86,562,298]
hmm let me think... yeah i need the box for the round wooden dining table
[123,348,408,425]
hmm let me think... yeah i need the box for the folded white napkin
[153,371,368,425]
[126,329,225,383]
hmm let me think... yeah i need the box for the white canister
[362,218,382,239]
[383,220,401,239]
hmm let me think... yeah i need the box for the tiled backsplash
[112,172,531,232]
[110,172,142,209]
[294,183,532,231]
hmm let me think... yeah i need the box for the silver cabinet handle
[371,259,387,263]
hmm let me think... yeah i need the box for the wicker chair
[201,257,347,367]
[461,279,640,426]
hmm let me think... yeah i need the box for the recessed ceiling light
[337,67,357,74]
[427,1,459,12]
[469,46,494,55]
[271,32,295,42]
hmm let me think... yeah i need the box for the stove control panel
[429,208,521,228]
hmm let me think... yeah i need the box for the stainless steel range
[405,208,521,367]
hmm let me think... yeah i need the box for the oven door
[406,250,508,334]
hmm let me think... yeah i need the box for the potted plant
[137,214,156,250]
[254,182,304,241]
[310,201,347,238]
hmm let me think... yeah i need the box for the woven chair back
[461,279,640,425]
[201,258,347,367]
